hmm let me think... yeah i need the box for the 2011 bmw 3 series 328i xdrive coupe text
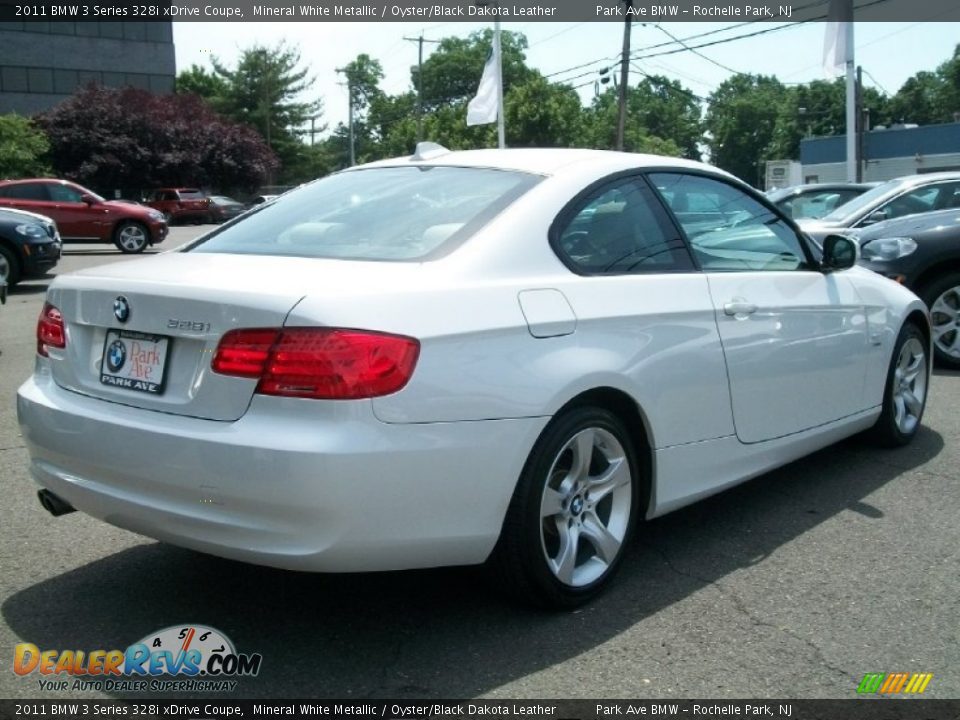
[18,148,931,608]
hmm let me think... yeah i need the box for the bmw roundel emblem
[114,296,130,323]
[106,339,126,372]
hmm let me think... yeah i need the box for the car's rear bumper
[17,369,546,572]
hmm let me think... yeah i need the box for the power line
[648,23,744,75]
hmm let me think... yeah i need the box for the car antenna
[411,142,450,162]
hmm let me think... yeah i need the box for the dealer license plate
[99,330,170,395]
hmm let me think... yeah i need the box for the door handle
[723,301,758,316]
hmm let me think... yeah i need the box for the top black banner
[0,0,958,22]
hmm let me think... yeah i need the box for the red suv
[145,188,211,224]
[0,179,167,253]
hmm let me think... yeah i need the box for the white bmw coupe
[18,147,930,607]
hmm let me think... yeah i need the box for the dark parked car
[853,208,960,369]
[767,182,878,220]
[208,195,246,223]
[0,179,167,253]
[145,188,212,224]
[0,206,61,287]
[799,172,960,241]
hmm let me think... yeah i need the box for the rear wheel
[868,322,928,447]
[921,273,960,369]
[493,407,639,609]
[0,245,20,287]
[114,221,149,253]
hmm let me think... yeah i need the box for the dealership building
[0,21,175,115]
[800,121,960,184]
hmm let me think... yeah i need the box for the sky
[172,18,960,138]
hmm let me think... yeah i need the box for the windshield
[820,180,901,223]
[188,166,539,261]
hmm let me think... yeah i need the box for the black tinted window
[0,183,48,201]
[555,177,692,274]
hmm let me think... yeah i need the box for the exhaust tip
[37,489,75,517]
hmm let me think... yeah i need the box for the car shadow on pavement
[61,249,161,256]
[1,427,944,699]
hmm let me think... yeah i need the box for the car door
[648,172,869,444]
[45,182,102,239]
[551,175,735,449]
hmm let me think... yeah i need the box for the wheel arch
[913,258,960,298]
[555,386,655,518]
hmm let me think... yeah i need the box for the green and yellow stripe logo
[857,672,933,694]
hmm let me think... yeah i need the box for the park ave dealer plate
[100,330,170,395]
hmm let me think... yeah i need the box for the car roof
[354,147,734,181]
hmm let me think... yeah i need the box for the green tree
[414,29,537,111]
[582,88,682,157]
[0,113,50,178]
[705,74,789,184]
[175,64,228,101]
[211,42,323,181]
[504,75,584,148]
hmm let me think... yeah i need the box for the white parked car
[18,147,930,608]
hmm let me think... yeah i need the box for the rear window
[188,166,540,261]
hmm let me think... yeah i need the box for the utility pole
[404,34,441,143]
[615,0,632,151]
[855,65,864,182]
[335,67,355,166]
[494,20,505,149]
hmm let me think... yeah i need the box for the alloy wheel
[930,284,960,361]
[891,336,927,435]
[539,427,633,587]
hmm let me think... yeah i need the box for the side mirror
[80,193,98,205]
[821,234,859,272]
[861,208,888,226]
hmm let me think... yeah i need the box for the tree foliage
[0,113,50,178]
[36,85,277,192]
[208,42,323,181]
[705,74,789,184]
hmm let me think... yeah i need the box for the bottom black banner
[2,699,959,720]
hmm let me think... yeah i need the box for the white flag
[823,0,853,77]
[467,47,501,126]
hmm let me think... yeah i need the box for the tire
[868,322,928,447]
[492,406,640,609]
[0,244,20,287]
[920,272,960,370]
[114,221,149,254]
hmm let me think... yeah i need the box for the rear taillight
[212,327,420,400]
[37,302,66,357]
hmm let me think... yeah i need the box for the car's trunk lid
[43,253,408,421]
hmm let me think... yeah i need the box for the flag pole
[494,21,505,149]
[844,20,856,182]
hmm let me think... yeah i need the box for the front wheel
[114,221,149,253]
[868,322,928,447]
[0,245,20,287]
[493,407,640,609]
[921,272,960,369]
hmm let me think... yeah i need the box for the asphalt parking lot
[0,227,957,700]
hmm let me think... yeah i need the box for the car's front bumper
[17,368,547,572]
[21,239,60,277]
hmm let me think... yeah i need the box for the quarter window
[554,177,693,274]
[650,173,808,272]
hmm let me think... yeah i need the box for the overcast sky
[172,19,960,138]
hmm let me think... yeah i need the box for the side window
[3,183,49,201]
[554,177,693,274]
[48,184,83,203]
[649,173,808,272]
[880,181,960,220]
